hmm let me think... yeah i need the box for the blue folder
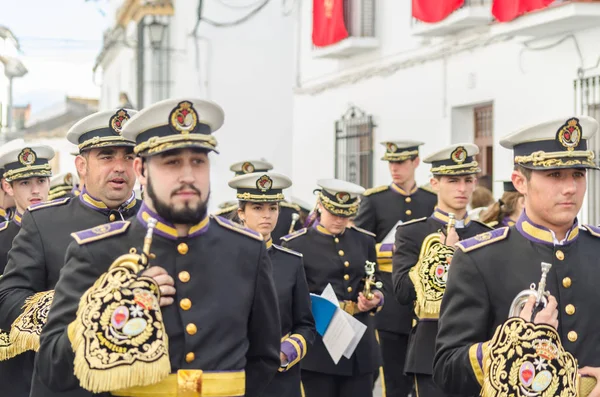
[310,294,338,336]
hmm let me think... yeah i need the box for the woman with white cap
[281,178,383,397]
[229,171,315,397]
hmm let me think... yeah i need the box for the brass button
[344,274,350,281]
[179,271,191,283]
[338,250,344,256]
[180,298,192,311]
[565,304,575,316]
[178,243,189,255]
[562,277,572,288]
[185,352,195,363]
[344,261,350,267]
[334,238,340,243]
[555,250,564,261]
[186,323,197,335]
[109,214,116,222]
[405,210,412,216]
[347,287,353,293]
[405,197,412,203]
[567,331,578,342]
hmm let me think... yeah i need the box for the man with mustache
[35,98,281,397]
[0,108,140,397]
[392,143,492,397]
[0,142,55,397]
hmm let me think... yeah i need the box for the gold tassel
[0,329,19,361]
[8,290,54,355]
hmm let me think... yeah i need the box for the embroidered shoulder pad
[397,217,427,228]
[0,221,8,232]
[213,204,237,216]
[272,244,303,257]
[71,221,131,245]
[280,201,301,211]
[419,185,435,195]
[473,220,494,230]
[28,197,71,212]
[281,228,307,242]
[351,225,376,237]
[212,215,263,241]
[456,227,509,253]
[582,224,600,237]
[363,185,389,197]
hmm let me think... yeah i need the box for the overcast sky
[1,0,111,116]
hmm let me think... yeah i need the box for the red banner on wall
[312,0,349,47]
[412,0,465,23]
[492,0,554,22]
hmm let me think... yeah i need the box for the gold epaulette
[71,221,131,245]
[0,221,8,232]
[582,224,600,237]
[212,215,263,241]
[456,227,509,253]
[0,329,17,361]
[214,204,237,216]
[280,201,301,212]
[280,228,307,242]
[272,244,303,258]
[397,217,427,228]
[350,225,376,237]
[28,197,71,212]
[9,290,55,355]
[419,185,435,195]
[363,185,389,197]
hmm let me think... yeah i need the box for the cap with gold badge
[229,172,291,202]
[0,138,25,179]
[381,140,424,162]
[423,143,481,176]
[0,144,55,182]
[48,172,79,200]
[121,98,224,156]
[67,108,137,152]
[500,116,599,170]
[315,178,365,218]
[229,160,273,176]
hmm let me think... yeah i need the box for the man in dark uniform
[354,140,436,397]
[0,142,54,397]
[0,139,24,222]
[36,98,281,397]
[0,108,140,397]
[433,116,600,397]
[392,143,492,397]
[47,172,79,201]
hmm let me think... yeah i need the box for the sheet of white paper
[321,283,339,305]
[381,220,403,244]
[322,309,355,364]
[341,312,367,359]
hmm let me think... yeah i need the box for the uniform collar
[313,221,346,237]
[501,216,516,227]
[390,183,417,197]
[136,202,209,240]
[79,186,137,215]
[13,210,22,227]
[72,185,81,197]
[430,208,471,229]
[266,238,273,250]
[0,207,6,220]
[516,211,579,246]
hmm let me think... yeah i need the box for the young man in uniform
[36,98,281,397]
[434,117,600,397]
[354,140,436,397]
[392,143,492,396]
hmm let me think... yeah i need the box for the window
[474,104,493,190]
[335,106,374,188]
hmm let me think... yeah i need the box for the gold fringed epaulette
[70,251,170,393]
[363,185,389,197]
[212,215,263,241]
[0,329,17,361]
[9,290,54,355]
[27,197,70,212]
[351,225,376,238]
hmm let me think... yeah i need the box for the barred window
[335,106,374,189]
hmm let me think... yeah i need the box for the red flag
[492,0,554,22]
[412,0,465,23]
[312,0,348,47]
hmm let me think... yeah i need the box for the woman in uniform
[282,178,383,397]
[480,181,524,228]
[228,171,315,397]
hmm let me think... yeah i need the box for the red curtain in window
[312,0,349,47]
[412,0,465,23]
[492,0,554,22]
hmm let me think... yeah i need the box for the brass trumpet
[508,262,552,320]
[446,212,456,237]
[289,213,300,235]
[363,261,383,300]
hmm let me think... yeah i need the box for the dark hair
[480,191,523,225]
[236,201,280,223]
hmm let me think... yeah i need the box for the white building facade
[291,0,600,224]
